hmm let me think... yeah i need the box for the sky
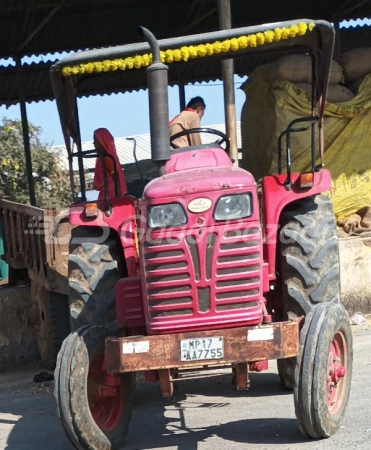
[0,65,247,146]
[0,18,368,146]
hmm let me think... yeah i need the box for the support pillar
[15,57,36,206]
[179,83,186,111]
[218,0,238,165]
[334,21,341,59]
[177,68,186,110]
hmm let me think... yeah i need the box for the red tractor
[51,19,353,450]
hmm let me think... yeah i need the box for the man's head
[187,96,206,119]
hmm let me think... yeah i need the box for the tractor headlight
[214,193,252,221]
[148,203,187,228]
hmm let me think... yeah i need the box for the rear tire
[54,326,134,450]
[68,228,122,330]
[279,195,340,315]
[277,358,295,390]
[294,302,353,438]
[277,195,341,389]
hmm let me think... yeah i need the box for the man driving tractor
[169,96,206,148]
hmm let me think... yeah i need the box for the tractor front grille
[143,224,263,333]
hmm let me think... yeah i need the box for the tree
[0,118,72,208]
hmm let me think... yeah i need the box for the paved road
[0,325,370,450]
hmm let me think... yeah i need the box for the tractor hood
[143,166,255,200]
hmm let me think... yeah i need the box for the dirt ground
[0,320,370,450]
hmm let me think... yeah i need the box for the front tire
[294,302,353,438]
[54,326,134,449]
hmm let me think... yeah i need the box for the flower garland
[61,22,315,77]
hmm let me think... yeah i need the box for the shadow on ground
[2,368,306,450]
[123,373,305,450]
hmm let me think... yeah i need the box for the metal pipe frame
[71,148,120,213]
[50,19,334,184]
[51,19,334,73]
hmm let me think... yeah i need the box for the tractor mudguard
[262,169,331,279]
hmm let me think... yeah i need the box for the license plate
[180,337,224,362]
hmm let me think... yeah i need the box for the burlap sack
[338,206,371,236]
[263,55,344,85]
[336,48,371,83]
[348,75,369,94]
[294,83,355,103]
[240,72,371,221]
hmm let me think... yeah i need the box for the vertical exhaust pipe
[138,26,170,176]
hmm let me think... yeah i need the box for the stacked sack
[257,54,354,103]
[336,48,371,94]
[240,52,371,223]
[240,54,349,182]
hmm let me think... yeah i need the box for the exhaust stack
[138,26,170,176]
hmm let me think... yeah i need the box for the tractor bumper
[105,321,299,373]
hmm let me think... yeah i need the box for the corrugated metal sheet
[1,0,371,106]
[1,0,369,58]
[0,0,216,58]
[54,122,242,171]
[2,23,371,107]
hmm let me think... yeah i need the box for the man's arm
[189,117,202,146]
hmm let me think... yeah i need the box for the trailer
[0,197,71,367]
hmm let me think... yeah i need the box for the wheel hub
[88,354,124,432]
[330,363,346,385]
[327,331,347,415]
[98,374,120,399]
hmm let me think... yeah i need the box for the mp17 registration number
[180,337,224,362]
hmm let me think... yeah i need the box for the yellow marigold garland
[61,21,315,77]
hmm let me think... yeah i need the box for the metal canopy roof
[50,19,335,157]
[1,0,371,106]
[2,0,371,58]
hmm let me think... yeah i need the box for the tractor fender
[261,169,331,279]
[69,196,138,277]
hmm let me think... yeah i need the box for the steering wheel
[170,127,230,152]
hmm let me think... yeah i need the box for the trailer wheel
[277,195,341,389]
[54,326,134,450]
[33,282,70,369]
[68,228,122,330]
[294,302,353,438]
